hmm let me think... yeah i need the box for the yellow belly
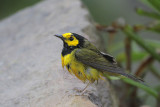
[61,49,102,83]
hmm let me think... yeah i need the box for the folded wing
[75,49,144,83]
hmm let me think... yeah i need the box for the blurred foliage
[136,8,160,20]
[116,51,148,62]
[141,0,160,12]
[123,25,160,62]
[122,78,158,98]
[83,0,160,107]
[0,0,41,20]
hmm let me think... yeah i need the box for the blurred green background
[83,0,150,25]
[0,0,159,107]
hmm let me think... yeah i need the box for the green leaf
[149,65,160,78]
[108,76,120,80]
[140,0,160,12]
[155,85,160,91]
[122,78,159,98]
[140,0,159,11]
[140,0,151,5]
[136,8,160,20]
[147,23,160,33]
[132,52,147,60]
[103,74,121,81]
[147,0,160,12]
[122,25,160,62]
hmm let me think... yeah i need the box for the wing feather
[75,49,144,83]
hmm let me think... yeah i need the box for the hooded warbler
[54,33,143,89]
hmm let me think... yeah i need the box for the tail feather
[122,73,143,82]
[120,73,147,86]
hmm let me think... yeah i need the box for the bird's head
[54,32,85,48]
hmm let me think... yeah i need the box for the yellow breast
[61,49,102,83]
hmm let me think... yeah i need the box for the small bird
[54,33,144,91]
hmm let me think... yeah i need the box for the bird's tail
[119,72,147,86]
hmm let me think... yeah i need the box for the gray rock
[0,0,117,107]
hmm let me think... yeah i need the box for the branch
[125,37,132,72]
[149,65,160,80]
[135,55,154,76]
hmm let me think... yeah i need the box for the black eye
[69,37,74,41]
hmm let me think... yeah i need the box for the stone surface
[0,0,115,107]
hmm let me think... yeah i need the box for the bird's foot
[72,87,88,96]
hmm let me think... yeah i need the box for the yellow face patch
[62,33,79,46]
[62,33,72,38]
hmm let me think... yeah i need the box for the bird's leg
[73,82,91,95]
[96,80,98,85]
[80,82,91,93]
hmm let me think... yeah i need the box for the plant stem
[125,37,132,72]
[149,65,160,80]
[122,25,160,62]
[135,55,154,76]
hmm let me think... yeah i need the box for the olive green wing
[75,49,144,83]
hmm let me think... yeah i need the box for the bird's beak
[54,34,65,40]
